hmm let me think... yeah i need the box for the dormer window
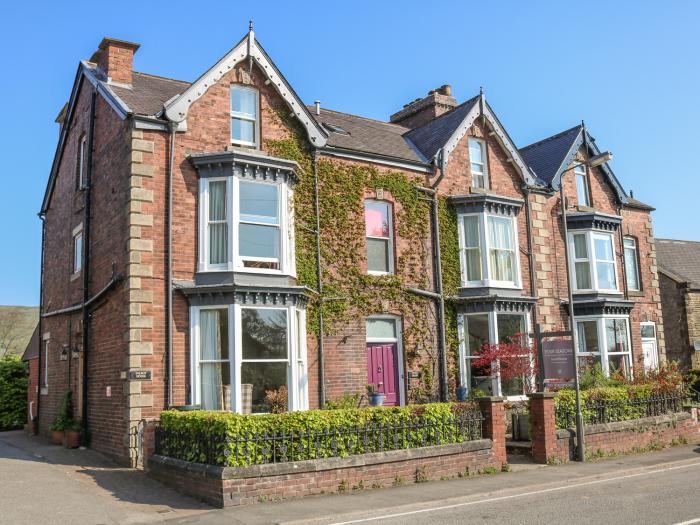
[468,138,488,189]
[574,164,590,206]
[230,85,258,147]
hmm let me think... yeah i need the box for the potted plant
[366,384,384,407]
[456,385,469,401]
[50,390,74,446]
[64,419,82,449]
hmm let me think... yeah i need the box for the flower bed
[157,402,483,467]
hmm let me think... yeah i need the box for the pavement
[2,430,700,525]
[0,430,209,525]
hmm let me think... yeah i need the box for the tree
[471,335,538,395]
[0,309,25,358]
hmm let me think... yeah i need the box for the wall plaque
[128,369,152,381]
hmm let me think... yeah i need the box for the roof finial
[480,86,484,96]
[249,20,254,32]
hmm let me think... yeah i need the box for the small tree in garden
[471,335,538,395]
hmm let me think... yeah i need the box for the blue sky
[1,0,698,306]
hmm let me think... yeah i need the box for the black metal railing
[555,392,687,429]
[154,411,484,467]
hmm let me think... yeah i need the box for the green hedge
[554,385,681,429]
[159,402,481,467]
[0,355,28,431]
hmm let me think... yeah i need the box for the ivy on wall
[264,115,464,400]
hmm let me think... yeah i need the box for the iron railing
[154,411,484,467]
[555,392,687,429]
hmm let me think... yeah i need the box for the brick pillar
[528,392,558,464]
[141,420,158,470]
[478,396,506,466]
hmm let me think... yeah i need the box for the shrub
[0,355,28,430]
[50,390,75,432]
[324,393,362,410]
[159,401,481,467]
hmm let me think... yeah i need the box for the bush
[0,355,28,431]
[159,401,481,466]
[50,390,75,431]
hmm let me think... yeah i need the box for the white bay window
[576,316,632,377]
[458,213,520,288]
[191,304,308,413]
[199,176,293,274]
[568,231,618,293]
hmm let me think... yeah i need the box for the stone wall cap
[476,396,506,403]
[527,392,556,399]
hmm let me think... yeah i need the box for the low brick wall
[148,438,500,507]
[529,393,700,464]
[554,411,700,462]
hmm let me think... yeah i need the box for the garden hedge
[0,355,28,431]
[159,402,481,466]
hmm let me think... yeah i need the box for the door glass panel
[641,324,656,339]
[366,318,396,339]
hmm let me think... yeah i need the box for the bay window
[191,304,308,414]
[623,237,640,291]
[199,176,292,274]
[458,213,519,288]
[568,231,618,292]
[365,200,394,274]
[575,316,632,377]
[230,85,258,147]
[468,138,488,189]
[459,311,531,398]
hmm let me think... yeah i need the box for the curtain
[200,310,222,410]
[208,181,227,265]
[463,216,482,281]
[488,217,514,282]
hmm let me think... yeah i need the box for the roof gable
[163,28,327,147]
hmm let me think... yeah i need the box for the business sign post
[541,338,575,387]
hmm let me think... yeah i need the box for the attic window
[322,122,350,135]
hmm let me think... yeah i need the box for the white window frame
[574,164,590,207]
[190,304,308,414]
[575,315,633,378]
[567,230,620,293]
[457,212,521,289]
[41,332,50,395]
[78,134,87,190]
[468,137,489,189]
[364,200,395,276]
[198,176,294,276]
[365,315,405,406]
[457,311,532,399]
[230,85,259,148]
[623,236,641,291]
[72,224,83,275]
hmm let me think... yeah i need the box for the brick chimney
[91,37,140,85]
[390,85,458,128]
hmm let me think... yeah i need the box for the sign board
[128,369,152,381]
[542,338,575,385]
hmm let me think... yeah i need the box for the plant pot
[456,387,469,401]
[368,393,385,407]
[64,430,81,449]
[50,430,65,445]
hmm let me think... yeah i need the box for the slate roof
[22,324,39,361]
[519,125,582,185]
[109,71,190,116]
[309,108,426,164]
[656,239,700,287]
[404,96,480,160]
[624,197,655,211]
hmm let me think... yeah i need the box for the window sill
[572,290,622,295]
[461,282,521,290]
[627,290,645,297]
[70,271,82,282]
[367,271,395,277]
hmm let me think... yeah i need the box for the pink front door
[366,343,400,406]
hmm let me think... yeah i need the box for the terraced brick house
[37,27,665,465]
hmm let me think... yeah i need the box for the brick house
[657,239,700,369]
[36,27,665,466]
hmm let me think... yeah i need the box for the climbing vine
[264,111,464,400]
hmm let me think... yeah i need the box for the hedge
[158,402,481,466]
[554,384,682,429]
[0,355,28,431]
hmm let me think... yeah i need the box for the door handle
[378,382,383,387]
[377,365,383,373]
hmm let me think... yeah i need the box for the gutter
[42,272,124,318]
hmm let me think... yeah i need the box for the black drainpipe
[81,89,97,437]
[312,148,326,408]
[166,122,177,408]
[35,213,46,433]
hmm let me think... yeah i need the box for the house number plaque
[128,369,152,381]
